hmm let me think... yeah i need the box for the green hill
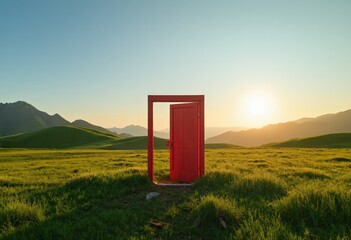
[265,133,351,148]
[0,126,167,150]
[205,143,241,149]
[100,136,167,150]
[0,126,117,149]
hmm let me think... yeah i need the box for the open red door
[169,103,199,182]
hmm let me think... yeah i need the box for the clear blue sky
[1,0,351,129]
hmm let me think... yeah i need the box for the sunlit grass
[0,148,350,239]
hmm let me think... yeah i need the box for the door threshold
[153,181,193,187]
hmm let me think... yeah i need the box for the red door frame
[148,95,205,183]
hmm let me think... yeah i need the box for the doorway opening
[153,103,170,183]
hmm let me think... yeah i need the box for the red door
[169,103,199,182]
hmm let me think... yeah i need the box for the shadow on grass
[328,157,351,162]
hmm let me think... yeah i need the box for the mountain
[205,127,247,139]
[71,119,116,136]
[109,125,247,139]
[265,133,351,148]
[207,109,351,146]
[0,101,117,137]
[109,125,169,139]
[0,101,70,136]
[109,125,148,136]
[0,126,167,149]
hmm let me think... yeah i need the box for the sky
[1,0,351,130]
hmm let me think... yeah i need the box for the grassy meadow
[0,148,351,239]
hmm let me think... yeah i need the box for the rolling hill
[265,133,351,148]
[0,101,117,137]
[207,109,351,146]
[0,126,237,150]
[204,143,241,149]
[0,126,167,149]
[101,136,168,150]
[0,126,118,149]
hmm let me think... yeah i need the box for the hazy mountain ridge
[108,125,169,139]
[207,109,351,146]
[71,119,115,135]
[109,126,247,139]
[205,127,247,139]
[0,101,117,137]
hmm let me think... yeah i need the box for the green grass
[266,133,351,148]
[205,143,240,149]
[0,126,168,150]
[0,148,350,239]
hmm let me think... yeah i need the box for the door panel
[170,103,199,182]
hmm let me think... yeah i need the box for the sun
[248,96,268,116]
[243,91,274,119]
[235,89,277,128]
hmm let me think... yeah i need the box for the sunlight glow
[248,96,269,117]
[237,90,277,128]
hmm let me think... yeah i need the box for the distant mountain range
[207,109,351,146]
[109,125,169,139]
[3,101,351,148]
[0,101,244,140]
[108,126,247,140]
[205,127,247,139]
[0,101,117,137]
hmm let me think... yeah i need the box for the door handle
[166,140,172,147]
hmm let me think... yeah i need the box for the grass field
[0,148,350,239]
